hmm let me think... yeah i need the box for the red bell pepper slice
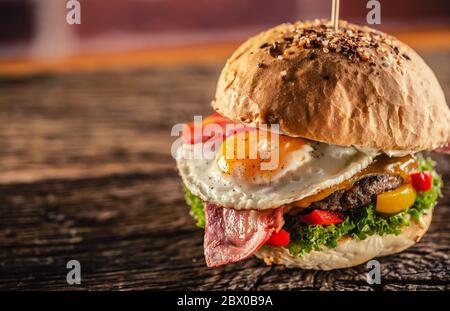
[410,171,433,192]
[266,229,290,246]
[181,113,232,144]
[298,210,345,225]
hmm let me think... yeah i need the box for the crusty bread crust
[213,20,450,153]
[255,210,432,270]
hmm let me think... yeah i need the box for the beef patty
[306,174,404,213]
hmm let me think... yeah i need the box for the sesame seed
[268,42,282,57]
[256,20,406,71]
[308,52,317,60]
[257,62,267,68]
[402,53,411,60]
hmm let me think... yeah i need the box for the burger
[175,20,450,270]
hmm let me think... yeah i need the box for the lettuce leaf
[286,204,414,257]
[184,187,205,228]
[286,216,355,256]
[408,155,442,220]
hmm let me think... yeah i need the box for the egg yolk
[215,129,306,183]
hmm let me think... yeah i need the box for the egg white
[177,140,375,210]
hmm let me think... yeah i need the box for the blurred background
[0,0,449,66]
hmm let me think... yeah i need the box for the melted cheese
[287,155,417,209]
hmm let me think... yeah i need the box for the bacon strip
[434,143,450,154]
[204,203,284,267]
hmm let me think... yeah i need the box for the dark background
[1,0,449,59]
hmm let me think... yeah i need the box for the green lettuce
[184,187,205,228]
[407,156,442,220]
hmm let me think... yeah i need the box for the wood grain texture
[0,51,449,290]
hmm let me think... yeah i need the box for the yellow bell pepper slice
[376,184,417,214]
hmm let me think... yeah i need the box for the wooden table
[0,51,449,290]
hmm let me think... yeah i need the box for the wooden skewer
[331,0,340,31]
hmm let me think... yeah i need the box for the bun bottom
[255,211,432,270]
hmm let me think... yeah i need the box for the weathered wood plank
[0,51,449,290]
[0,168,448,290]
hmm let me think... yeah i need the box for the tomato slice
[410,171,433,192]
[266,229,290,246]
[181,113,233,144]
[298,210,345,225]
[181,122,199,144]
[181,113,254,145]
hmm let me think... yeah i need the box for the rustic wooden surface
[0,51,449,290]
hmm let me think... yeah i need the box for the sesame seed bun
[213,20,450,153]
[255,210,432,270]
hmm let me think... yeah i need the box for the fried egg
[176,130,375,210]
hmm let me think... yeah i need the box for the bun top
[212,20,450,154]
